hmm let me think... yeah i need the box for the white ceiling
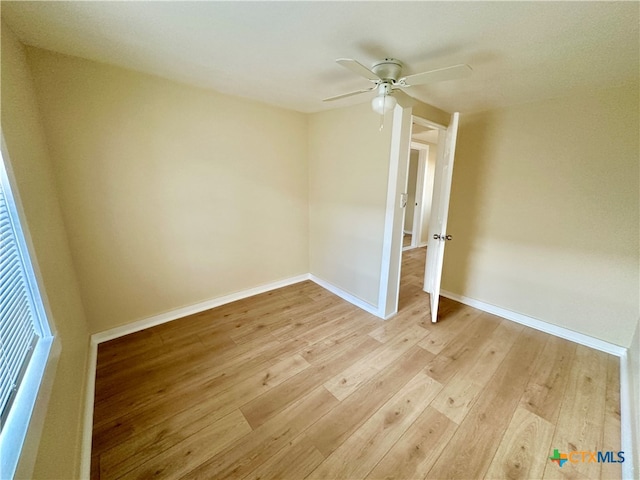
[2,1,638,114]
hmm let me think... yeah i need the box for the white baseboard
[309,274,382,319]
[402,243,427,252]
[91,274,310,344]
[439,290,626,357]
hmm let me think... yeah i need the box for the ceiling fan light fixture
[371,93,397,114]
[326,58,473,113]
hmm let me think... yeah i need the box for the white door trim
[377,105,412,319]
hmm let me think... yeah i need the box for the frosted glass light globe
[371,94,397,115]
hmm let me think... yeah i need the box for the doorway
[377,105,458,321]
[402,137,435,252]
[399,124,438,306]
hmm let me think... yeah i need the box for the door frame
[377,105,447,319]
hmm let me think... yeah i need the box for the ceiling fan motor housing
[371,58,403,82]
[377,83,393,96]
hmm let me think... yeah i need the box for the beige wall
[444,84,639,347]
[308,103,393,307]
[25,48,309,333]
[1,23,89,479]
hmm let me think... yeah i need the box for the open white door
[424,112,460,323]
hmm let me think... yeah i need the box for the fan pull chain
[378,93,387,131]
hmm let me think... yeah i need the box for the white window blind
[0,151,49,430]
[0,179,39,427]
[0,144,53,478]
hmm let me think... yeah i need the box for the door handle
[433,234,453,241]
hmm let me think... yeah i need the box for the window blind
[0,174,39,427]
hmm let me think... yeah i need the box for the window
[0,145,53,478]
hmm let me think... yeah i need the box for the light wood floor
[403,233,412,247]
[91,247,621,479]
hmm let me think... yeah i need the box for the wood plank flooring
[91,247,621,479]
[403,233,412,247]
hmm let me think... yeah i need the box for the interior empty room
[0,2,638,480]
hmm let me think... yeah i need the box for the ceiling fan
[324,58,472,114]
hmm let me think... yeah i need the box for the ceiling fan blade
[336,58,381,81]
[400,64,472,86]
[323,87,375,102]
